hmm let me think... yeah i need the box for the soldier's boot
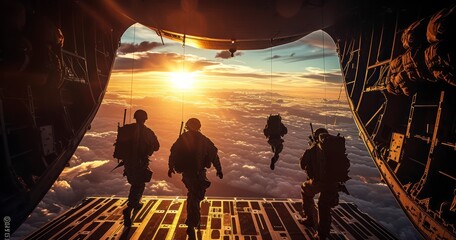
[134,202,144,211]
[299,217,317,229]
[313,232,329,240]
[317,203,332,240]
[270,155,279,170]
[300,197,318,229]
[186,225,196,240]
[123,207,132,227]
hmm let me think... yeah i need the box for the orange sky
[107,24,346,102]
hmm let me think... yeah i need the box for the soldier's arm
[167,142,177,177]
[299,153,307,170]
[212,154,222,173]
[300,146,313,170]
[168,143,176,169]
[149,130,160,151]
[213,155,223,179]
[263,124,269,138]
[281,123,288,136]
[206,137,223,178]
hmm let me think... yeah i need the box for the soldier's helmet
[134,109,148,121]
[315,128,328,140]
[185,118,201,131]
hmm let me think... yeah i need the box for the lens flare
[170,72,196,90]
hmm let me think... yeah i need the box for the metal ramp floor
[25,196,397,240]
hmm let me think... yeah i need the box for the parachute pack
[319,133,351,183]
[387,4,456,95]
[171,132,215,173]
[265,114,284,137]
[113,124,136,160]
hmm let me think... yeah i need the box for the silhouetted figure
[118,110,160,227]
[28,14,68,145]
[299,128,350,240]
[263,114,287,170]
[168,118,223,239]
[0,1,30,75]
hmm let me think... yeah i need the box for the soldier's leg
[267,139,276,153]
[183,184,199,239]
[192,174,211,228]
[128,182,146,209]
[186,190,200,226]
[122,206,132,227]
[317,183,339,239]
[184,193,198,239]
[269,139,281,169]
[300,180,320,228]
[275,142,283,157]
[123,182,145,227]
[183,174,200,228]
[197,174,210,201]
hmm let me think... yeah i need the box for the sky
[14,24,421,239]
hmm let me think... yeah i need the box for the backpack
[319,133,350,182]
[113,124,136,160]
[171,131,214,173]
[265,114,283,137]
[300,143,318,179]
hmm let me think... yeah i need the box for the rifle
[118,109,127,127]
[111,109,128,172]
[179,121,184,136]
[308,122,316,146]
[338,183,350,195]
[122,109,127,126]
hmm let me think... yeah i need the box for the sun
[169,72,196,90]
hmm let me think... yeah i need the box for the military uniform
[124,122,159,209]
[300,141,339,239]
[168,119,222,237]
[263,119,288,170]
[119,110,159,228]
[182,170,211,227]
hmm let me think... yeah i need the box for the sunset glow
[169,71,196,90]
[17,22,418,240]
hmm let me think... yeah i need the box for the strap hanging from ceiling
[334,83,344,125]
[268,38,283,119]
[319,7,344,127]
[265,38,287,170]
[178,9,189,136]
[129,24,136,123]
[269,38,274,108]
[178,35,186,136]
[320,6,328,129]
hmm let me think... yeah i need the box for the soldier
[168,118,223,239]
[263,114,288,170]
[299,127,350,240]
[120,110,160,227]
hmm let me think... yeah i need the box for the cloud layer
[215,50,243,59]
[15,90,420,239]
[117,41,163,55]
[13,25,419,240]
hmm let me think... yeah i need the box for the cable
[322,30,328,128]
[334,83,344,125]
[181,37,185,122]
[321,7,328,129]
[178,35,186,136]
[129,24,136,123]
[270,39,273,111]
